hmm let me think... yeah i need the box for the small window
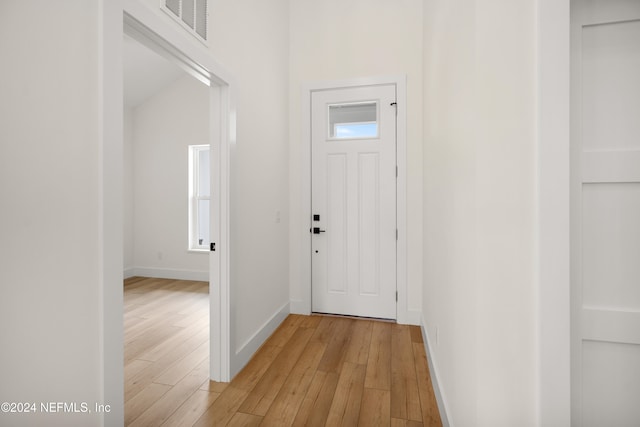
[189,145,210,251]
[162,0,208,42]
[328,101,378,139]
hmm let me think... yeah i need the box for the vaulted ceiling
[123,33,184,107]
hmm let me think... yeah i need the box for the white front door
[572,1,640,424]
[311,84,397,319]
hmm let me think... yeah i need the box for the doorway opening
[122,32,209,281]
[122,9,232,384]
[122,31,214,423]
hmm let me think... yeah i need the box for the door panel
[358,152,380,297]
[582,184,640,310]
[327,153,348,294]
[311,85,396,319]
[582,341,640,426]
[582,20,640,150]
[572,0,640,424]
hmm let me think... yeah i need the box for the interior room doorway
[122,6,233,383]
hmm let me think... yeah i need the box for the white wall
[124,106,135,274]
[207,0,291,367]
[422,0,537,425]
[288,0,425,320]
[0,2,103,426]
[422,1,477,424]
[537,0,571,423]
[129,75,209,280]
[475,2,536,423]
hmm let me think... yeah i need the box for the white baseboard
[126,267,209,282]
[421,315,452,427]
[230,301,290,378]
[123,267,136,280]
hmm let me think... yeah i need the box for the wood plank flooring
[124,277,442,426]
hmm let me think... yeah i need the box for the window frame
[188,144,210,252]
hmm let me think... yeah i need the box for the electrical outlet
[275,210,281,223]
[157,251,163,261]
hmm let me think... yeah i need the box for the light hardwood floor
[124,277,442,426]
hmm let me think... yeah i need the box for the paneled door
[311,85,397,319]
[571,1,640,425]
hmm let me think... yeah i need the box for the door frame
[101,1,235,422]
[299,75,409,323]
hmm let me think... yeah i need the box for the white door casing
[571,1,640,425]
[311,85,397,319]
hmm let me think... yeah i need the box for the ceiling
[123,33,185,107]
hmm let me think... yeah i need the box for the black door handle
[313,227,326,234]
